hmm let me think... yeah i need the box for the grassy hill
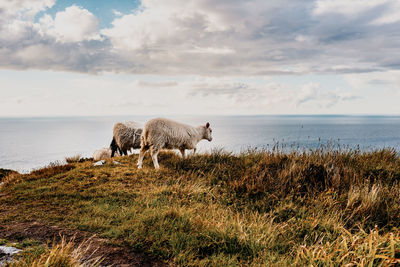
[0,168,18,182]
[1,148,400,266]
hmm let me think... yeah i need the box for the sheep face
[203,122,213,141]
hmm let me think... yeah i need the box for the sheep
[92,147,119,161]
[137,118,212,169]
[110,121,143,157]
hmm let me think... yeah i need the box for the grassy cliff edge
[0,168,18,182]
[1,148,400,266]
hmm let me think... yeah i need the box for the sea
[1,115,400,173]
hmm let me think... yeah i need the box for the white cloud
[1,69,392,116]
[296,83,320,106]
[0,0,55,19]
[370,1,400,25]
[112,9,122,17]
[1,0,400,76]
[37,5,100,43]
[185,46,235,55]
[188,78,360,112]
[15,43,60,63]
[313,0,386,16]
[135,80,178,87]
[295,83,361,108]
[313,0,400,26]
[344,70,400,89]
[101,1,174,51]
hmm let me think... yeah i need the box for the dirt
[0,221,167,267]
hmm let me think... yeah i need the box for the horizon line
[1,114,400,119]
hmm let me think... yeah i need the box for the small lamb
[92,147,119,161]
[137,118,212,169]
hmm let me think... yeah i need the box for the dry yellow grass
[5,236,102,267]
[1,148,400,265]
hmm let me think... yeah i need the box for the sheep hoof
[137,165,142,169]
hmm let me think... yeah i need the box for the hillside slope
[1,149,400,266]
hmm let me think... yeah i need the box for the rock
[93,160,122,166]
[0,246,21,255]
[0,245,22,265]
[93,160,106,166]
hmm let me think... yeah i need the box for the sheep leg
[150,147,160,169]
[180,148,185,158]
[110,138,118,157]
[137,147,148,169]
[193,148,197,155]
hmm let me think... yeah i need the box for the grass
[0,168,18,182]
[3,237,102,267]
[65,155,82,164]
[1,147,400,265]
[0,238,45,267]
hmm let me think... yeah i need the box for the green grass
[1,148,400,266]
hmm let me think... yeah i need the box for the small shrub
[30,164,75,179]
[65,155,82,164]
[0,168,18,180]
[6,236,102,267]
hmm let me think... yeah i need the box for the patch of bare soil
[0,221,166,267]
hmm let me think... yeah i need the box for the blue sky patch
[35,0,141,28]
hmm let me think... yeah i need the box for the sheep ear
[206,122,210,128]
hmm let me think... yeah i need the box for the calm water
[1,115,400,172]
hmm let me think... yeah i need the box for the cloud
[185,47,235,55]
[313,0,386,16]
[135,80,178,87]
[370,2,400,25]
[1,0,400,76]
[344,70,400,90]
[189,80,249,97]
[0,0,55,19]
[0,3,110,73]
[188,78,361,111]
[38,5,100,43]
[112,9,123,17]
[296,83,319,106]
[313,0,400,25]
[295,83,361,108]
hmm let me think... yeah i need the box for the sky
[0,0,400,116]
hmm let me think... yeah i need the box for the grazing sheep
[110,121,143,157]
[137,118,212,169]
[92,147,118,161]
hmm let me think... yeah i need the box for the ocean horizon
[1,115,400,173]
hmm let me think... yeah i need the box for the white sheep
[92,147,119,161]
[137,118,213,169]
[110,121,143,157]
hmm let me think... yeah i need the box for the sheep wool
[111,121,143,157]
[137,118,212,169]
[93,147,114,161]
